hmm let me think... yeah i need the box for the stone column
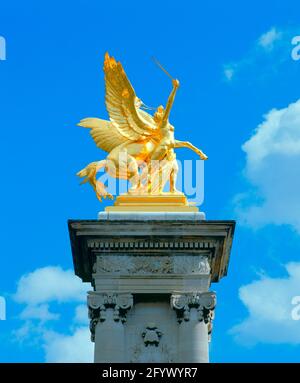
[88,292,133,363]
[171,292,216,363]
[69,216,235,363]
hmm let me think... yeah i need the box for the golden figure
[77,53,207,206]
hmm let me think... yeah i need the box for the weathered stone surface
[95,255,210,275]
[68,215,235,363]
[68,219,235,284]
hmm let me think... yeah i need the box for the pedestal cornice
[68,219,235,285]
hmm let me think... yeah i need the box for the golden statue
[77,53,207,212]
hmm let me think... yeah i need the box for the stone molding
[68,220,235,283]
[88,239,216,251]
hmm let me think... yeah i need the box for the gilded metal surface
[105,193,198,212]
[77,53,207,204]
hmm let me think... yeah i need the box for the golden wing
[77,118,130,152]
[104,52,158,141]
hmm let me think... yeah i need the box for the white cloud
[13,266,93,362]
[224,66,235,81]
[13,321,36,342]
[43,327,93,362]
[258,27,282,50]
[20,304,59,322]
[74,304,89,325]
[14,266,90,305]
[230,262,300,345]
[234,99,300,233]
[223,26,290,81]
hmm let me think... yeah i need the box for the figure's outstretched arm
[175,140,208,160]
[161,79,180,125]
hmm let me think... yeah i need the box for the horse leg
[170,160,179,193]
[126,156,140,193]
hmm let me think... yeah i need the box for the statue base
[105,192,198,212]
[68,215,235,363]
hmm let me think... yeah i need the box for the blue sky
[1,0,300,362]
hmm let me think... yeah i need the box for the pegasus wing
[104,53,158,141]
[78,118,130,152]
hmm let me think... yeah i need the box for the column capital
[87,292,133,341]
[171,292,216,327]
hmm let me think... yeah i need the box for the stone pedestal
[68,213,235,363]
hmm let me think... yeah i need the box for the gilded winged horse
[77,53,208,201]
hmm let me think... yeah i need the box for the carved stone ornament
[95,255,210,275]
[87,292,133,342]
[171,292,216,328]
[130,324,174,363]
[142,323,163,347]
